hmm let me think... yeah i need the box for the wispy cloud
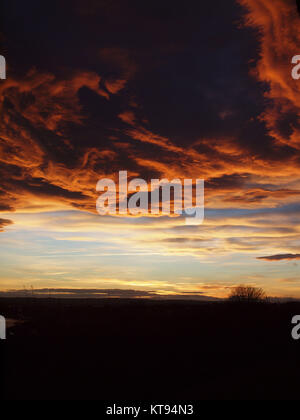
[0,218,13,232]
[257,253,300,261]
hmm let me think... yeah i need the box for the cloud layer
[0,0,299,216]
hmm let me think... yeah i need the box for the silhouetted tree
[228,286,266,303]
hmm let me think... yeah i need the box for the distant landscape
[2,297,300,400]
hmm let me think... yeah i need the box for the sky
[0,0,300,298]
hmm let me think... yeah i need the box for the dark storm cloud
[206,173,249,190]
[1,0,300,215]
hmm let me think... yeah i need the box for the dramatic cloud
[239,0,300,150]
[1,0,300,297]
[0,0,299,216]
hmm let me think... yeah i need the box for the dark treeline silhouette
[228,286,266,303]
[1,297,300,400]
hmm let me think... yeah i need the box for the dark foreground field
[1,297,300,400]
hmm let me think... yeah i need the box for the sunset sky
[1,0,300,298]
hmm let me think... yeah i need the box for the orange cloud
[1,3,300,217]
[239,0,300,150]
